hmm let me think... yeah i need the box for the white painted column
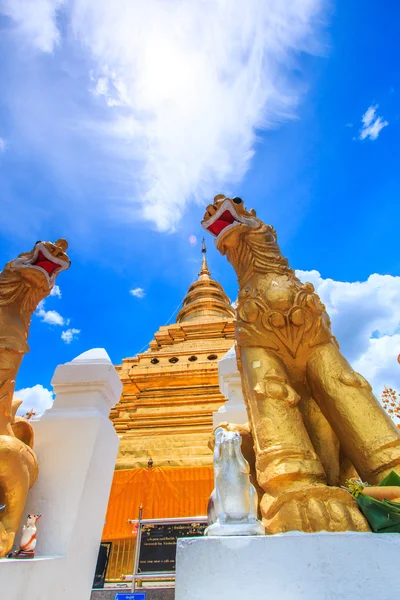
[213,345,247,428]
[0,348,121,600]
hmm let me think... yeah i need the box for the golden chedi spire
[198,237,211,279]
[176,239,235,323]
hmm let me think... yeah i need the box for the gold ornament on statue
[202,195,400,534]
[0,239,70,558]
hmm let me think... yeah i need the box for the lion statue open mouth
[0,239,70,558]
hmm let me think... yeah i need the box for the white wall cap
[50,348,122,413]
[218,345,240,380]
[221,345,236,360]
[70,348,112,364]
[213,408,248,428]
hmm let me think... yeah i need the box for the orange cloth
[102,466,213,540]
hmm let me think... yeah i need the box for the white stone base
[0,556,64,598]
[175,532,400,600]
[205,520,265,536]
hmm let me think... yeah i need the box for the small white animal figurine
[9,514,41,559]
[205,427,264,536]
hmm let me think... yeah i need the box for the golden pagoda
[110,240,235,470]
[102,242,235,579]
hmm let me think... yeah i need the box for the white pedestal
[175,532,400,600]
[0,348,121,600]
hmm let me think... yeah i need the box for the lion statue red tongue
[207,210,236,236]
[32,251,60,276]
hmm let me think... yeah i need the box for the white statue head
[215,427,241,454]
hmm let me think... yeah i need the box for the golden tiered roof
[176,240,235,323]
[110,243,235,469]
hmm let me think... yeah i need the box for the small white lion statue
[205,427,265,536]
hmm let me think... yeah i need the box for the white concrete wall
[176,532,400,600]
[0,348,121,600]
[213,345,248,428]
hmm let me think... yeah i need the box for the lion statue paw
[261,485,370,534]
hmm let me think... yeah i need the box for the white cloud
[61,328,80,343]
[50,284,62,298]
[36,290,79,335]
[353,334,400,399]
[36,301,65,326]
[0,137,6,152]
[1,0,65,53]
[14,384,54,417]
[92,76,109,97]
[130,287,145,299]
[358,104,388,141]
[296,270,400,396]
[0,0,327,232]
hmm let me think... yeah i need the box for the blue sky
[0,0,399,415]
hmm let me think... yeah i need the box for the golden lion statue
[202,195,400,534]
[0,239,70,557]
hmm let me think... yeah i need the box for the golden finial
[199,238,210,278]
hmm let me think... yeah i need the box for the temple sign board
[138,521,207,573]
